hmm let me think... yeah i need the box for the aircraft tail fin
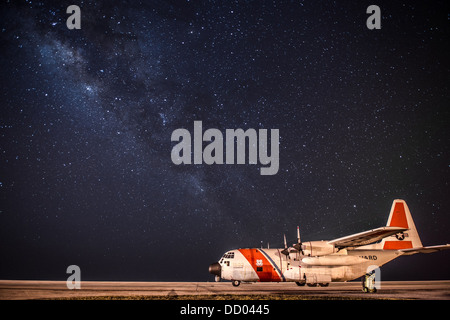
[380,199,423,250]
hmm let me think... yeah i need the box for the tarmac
[1,280,449,300]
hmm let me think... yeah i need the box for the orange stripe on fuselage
[238,249,281,282]
[383,241,413,250]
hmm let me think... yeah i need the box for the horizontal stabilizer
[397,244,450,256]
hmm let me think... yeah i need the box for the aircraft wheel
[307,283,317,287]
[362,286,369,293]
[295,281,306,286]
[319,283,329,287]
[232,280,241,287]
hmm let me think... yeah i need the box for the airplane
[209,199,450,292]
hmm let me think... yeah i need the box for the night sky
[1,1,449,282]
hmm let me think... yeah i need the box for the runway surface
[1,280,449,300]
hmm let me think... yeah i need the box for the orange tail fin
[381,200,422,250]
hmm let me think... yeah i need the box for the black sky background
[1,1,449,281]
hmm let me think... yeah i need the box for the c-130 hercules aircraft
[209,200,450,291]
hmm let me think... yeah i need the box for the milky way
[0,1,449,281]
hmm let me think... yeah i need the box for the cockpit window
[222,252,235,259]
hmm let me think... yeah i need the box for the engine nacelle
[302,255,367,266]
[301,241,335,256]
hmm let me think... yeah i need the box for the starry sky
[1,1,449,281]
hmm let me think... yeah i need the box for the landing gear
[362,272,377,293]
[362,286,376,293]
[232,280,241,287]
[297,281,328,287]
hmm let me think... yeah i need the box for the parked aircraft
[209,200,450,291]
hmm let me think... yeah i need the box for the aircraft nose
[208,262,221,276]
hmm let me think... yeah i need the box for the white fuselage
[217,247,400,284]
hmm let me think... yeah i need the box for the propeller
[281,234,290,256]
[281,226,305,257]
[293,226,304,255]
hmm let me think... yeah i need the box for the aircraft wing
[328,226,408,248]
[397,244,450,256]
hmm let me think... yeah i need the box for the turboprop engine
[301,241,336,256]
[301,255,367,266]
[281,227,336,258]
